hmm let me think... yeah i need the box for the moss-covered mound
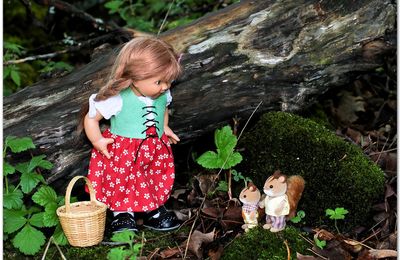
[222,227,307,259]
[238,112,385,230]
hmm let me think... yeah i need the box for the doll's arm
[84,110,114,159]
[163,108,180,144]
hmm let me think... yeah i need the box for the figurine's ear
[248,182,256,191]
[278,176,286,183]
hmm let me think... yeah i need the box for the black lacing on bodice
[134,106,171,163]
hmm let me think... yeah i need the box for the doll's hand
[92,137,114,159]
[164,126,180,144]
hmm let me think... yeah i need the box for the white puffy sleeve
[88,94,122,119]
[166,89,172,106]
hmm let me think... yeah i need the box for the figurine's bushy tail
[287,175,305,218]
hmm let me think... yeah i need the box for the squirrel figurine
[239,182,261,232]
[259,170,305,232]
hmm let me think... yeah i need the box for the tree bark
[4,0,396,189]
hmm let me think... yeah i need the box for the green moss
[222,227,308,260]
[238,112,385,231]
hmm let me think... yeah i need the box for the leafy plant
[3,136,70,255]
[104,0,239,33]
[3,42,25,95]
[314,237,326,249]
[38,61,74,73]
[197,126,242,170]
[107,230,143,260]
[196,125,243,199]
[326,207,349,234]
[290,210,305,224]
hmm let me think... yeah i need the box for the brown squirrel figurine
[259,170,305,232]
[239,182,261,232]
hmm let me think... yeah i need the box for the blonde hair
[77,37,181,134]
[95,36,182,100]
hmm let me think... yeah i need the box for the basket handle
[65,176,97,213]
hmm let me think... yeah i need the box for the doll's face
[132,76,172,99]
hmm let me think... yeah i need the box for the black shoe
[142,206,180,231]
[111,213,138,233]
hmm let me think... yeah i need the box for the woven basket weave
[56,176,107,247]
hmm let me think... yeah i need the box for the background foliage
[3,0,239,96]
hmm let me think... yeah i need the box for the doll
[239,182,261,232]
[78,37,182,233]
[259,170,305,232]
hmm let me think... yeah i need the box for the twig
[148,248,160,260]
[368,148,397,156]
[41,236,66,260]
[299,233,314,246]
[283,239,291,260]
[4,29,133,65]
[5,50,68,65]
[183,101,263,259]
[158,0,176,36]
[361,228,382,244]
[139,231,145,258]
[307,248,328,260]
[375,133,389,164]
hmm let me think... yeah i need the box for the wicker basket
[56,176,107,247]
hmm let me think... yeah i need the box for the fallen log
[4,0,396,189]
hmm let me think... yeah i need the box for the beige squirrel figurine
[259,170,305,232]
[239,182,261,232]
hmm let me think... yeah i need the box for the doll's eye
[269,185,273,189]
[243,195,247,198]
[156,80,161,85]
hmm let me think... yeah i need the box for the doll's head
[263,170,287,197]
[97,37,182,100]
[239,182,261,205]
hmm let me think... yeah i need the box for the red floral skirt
[87,128,175,212]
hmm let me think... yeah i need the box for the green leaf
[5,136,35,153]
[104,0,124,13]
[223,152,242,169]
[29,212,45,228]
[10,70,21,86]
[32,186,58,206]
[290,215,301,223]
[4,209,27,234]
[4,161,16,176]
[111,230,135,243]
[335,207,349,217]
[197,151,220,169]
[326,207,348,220]
[15,162,30,175]
[4,66,12,79]
[53,224,68,246]
[325,208,335,218]
[107,247,130,260]
[4,42,24,55]
[28,155,53,172]
[133,243,143,254]
[43,202,59,227]
[314,237,326,249]
[297,210,306,218]
[20,172,45,193]
[3,188,23,209]
[290,210,305,224]
[12,224,46,255]
[215,126,237,157]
